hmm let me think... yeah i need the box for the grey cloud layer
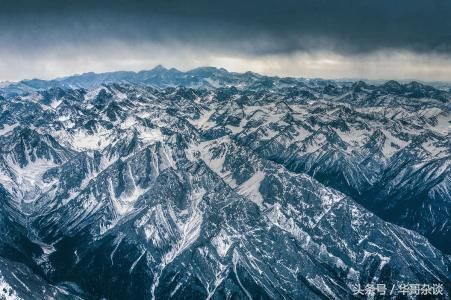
[1,0,451,81]
[1,0,451,55]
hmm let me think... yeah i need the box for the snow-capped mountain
[0,68,450,299]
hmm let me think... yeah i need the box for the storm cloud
[1,0,451,81]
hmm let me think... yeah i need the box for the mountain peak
[352,80,371,91]
[382,80,403,90]
[151,64,168,72]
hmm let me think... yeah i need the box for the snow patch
[0,124,18,136]
[189,109,216,129]
[211,229,233,257]
[84,87,105,101]
[381,129,409,157]
[72,129,113,151]
[237,170,265,206]
[139,128,163,144]
[3,157,56,202]
[109,178,145,216]
[50,99,63,109]
[0,275,22,300]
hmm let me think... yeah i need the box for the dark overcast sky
[1,0,451,81]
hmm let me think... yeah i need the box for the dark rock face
[0,69,450,299]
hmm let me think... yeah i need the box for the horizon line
[2,65,451,85]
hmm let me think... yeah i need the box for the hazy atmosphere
[1,0,451,81]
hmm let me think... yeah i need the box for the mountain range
[0,66,450,299]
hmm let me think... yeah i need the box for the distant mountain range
[2,65,451,95]
[0,67,450,299]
